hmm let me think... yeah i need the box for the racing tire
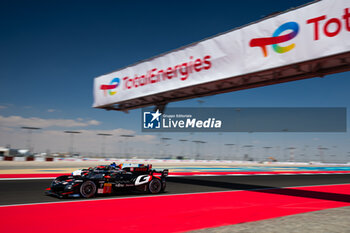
[80,181,96,198]
[148,178,162,194]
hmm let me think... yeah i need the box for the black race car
[45,163,168,198]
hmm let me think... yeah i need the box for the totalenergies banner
[93,0,350,108]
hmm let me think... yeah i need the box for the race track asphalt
[1,174,350,206]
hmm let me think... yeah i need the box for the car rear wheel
[80,181,96,198]
[148,178,162,194]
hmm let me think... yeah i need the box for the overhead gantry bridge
[93,0,350,112]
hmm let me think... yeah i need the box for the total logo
[100,77,120,96]
[250,8,350,58]
[249,22,299,57]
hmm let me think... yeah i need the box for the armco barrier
[26,157,34,161]
[3,156,13,161]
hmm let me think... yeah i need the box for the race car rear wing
[151,169,169,178]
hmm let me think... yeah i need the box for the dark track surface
[1,174,350,206]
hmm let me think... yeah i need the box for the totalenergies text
[307,8,350,40]
[123,55,211,90]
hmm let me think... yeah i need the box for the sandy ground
[190,206,350,233]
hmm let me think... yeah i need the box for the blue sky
[0,0,349,161]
